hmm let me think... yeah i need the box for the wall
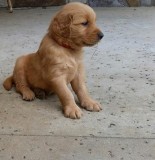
[0,0,155,7]
[69,0,155,6]
[0,0,6,7]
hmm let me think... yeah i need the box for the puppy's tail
[3,75,14,91]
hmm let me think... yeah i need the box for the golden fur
[3,2,103,119]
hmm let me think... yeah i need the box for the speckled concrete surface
[0,7,155,160]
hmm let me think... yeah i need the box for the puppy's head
[48,2,103,50]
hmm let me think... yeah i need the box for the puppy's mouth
[83,41,98,46]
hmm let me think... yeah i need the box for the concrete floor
[0,6,155,160]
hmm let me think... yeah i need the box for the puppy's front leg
[52,80,83,119]
[71,64,102,112]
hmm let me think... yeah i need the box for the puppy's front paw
[22,89,35,101]
[81,98,102,112]
[64,105,83,119]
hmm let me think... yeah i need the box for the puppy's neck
[53,36,73,50]
[48,33,82,51]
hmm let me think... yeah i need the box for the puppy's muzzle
[98,32,104,40]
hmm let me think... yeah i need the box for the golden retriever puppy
[3,2,103,119]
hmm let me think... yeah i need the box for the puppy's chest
[47,55,79,80]
[62,58,77,74]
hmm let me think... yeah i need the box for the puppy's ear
[48,11,73,38]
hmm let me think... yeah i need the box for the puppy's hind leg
[15,71,35,101]
[14,63,35,101]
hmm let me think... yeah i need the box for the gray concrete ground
[0,6,155,160]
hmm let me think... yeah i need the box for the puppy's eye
[81,21,88,26]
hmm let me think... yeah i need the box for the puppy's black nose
[98,32,104,40]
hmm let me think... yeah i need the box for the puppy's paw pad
[81,99,102,112]
[64,105,83,119]
[22,90,35,101]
